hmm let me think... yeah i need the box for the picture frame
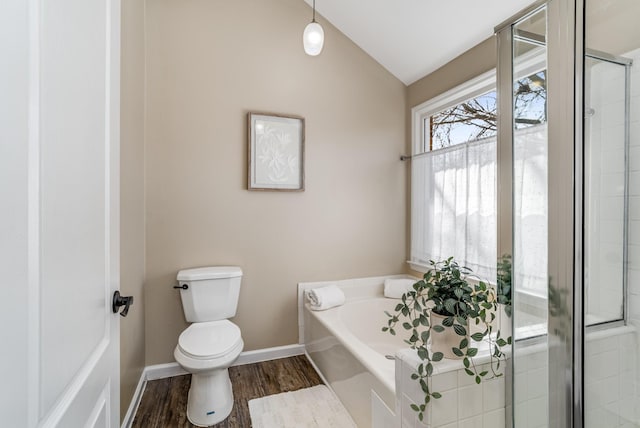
[248,112,305,191]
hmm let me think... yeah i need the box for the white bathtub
[299,275,509,427]
[299,275,413,427]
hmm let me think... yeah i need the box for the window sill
[407,260,431,273]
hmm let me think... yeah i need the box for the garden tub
[299,275,508,427]
[299,275,414,427]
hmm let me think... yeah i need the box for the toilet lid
[178,320,242,359]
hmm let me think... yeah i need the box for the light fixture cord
[312,0,316,22]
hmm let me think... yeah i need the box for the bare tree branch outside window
[430,71,547,150]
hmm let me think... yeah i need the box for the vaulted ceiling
[306,0,535,85]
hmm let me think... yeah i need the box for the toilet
[173,266,244,427]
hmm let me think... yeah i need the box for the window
[429,90,497,150]
[411,71,498,281]
[410,69,548,287]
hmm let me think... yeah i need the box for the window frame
[409,69,497,274]
[411,69,497,157]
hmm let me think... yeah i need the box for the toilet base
[186,368,234,427]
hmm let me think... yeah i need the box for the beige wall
[120,0,146,420]
[143,0,407,365]
[586,0,640,55]
[407,36,496,110]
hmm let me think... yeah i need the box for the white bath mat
[248,385,357,428]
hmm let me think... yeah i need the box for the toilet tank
[176,266,242,322]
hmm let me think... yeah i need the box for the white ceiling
[306,0,535,85]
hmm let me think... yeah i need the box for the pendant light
[303,0,324,56]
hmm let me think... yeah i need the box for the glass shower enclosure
[495,0,639,426]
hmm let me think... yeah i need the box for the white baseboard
[120,344,305,428]
[144,361,188,381]
[143,344,305,380]
[121,371,147,428]
[235,344,304,366]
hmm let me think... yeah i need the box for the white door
[1,0,121,426]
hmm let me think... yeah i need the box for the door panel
[0,0,30,424]
[1,0,121,425]
[40,0,109,415]
[85,384,110,428]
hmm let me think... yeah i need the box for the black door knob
[112,291,134,317]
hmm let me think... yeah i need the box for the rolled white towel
[306,285,345,311]
[384,278,416,299]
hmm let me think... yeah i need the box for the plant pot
[430,312,469,360]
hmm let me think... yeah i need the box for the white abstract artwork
[249,113,304,190]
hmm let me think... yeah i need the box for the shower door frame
[496,0,585,426]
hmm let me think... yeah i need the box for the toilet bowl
[174,320,244,427]
[173,266,244,427]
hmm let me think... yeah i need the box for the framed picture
[248,112,305,191]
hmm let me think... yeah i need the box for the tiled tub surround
[397,325,637,428]
[395,344,508,428]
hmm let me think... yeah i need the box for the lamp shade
[303,22,324,56]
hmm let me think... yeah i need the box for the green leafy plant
[497,254,512,317]
[382,257,512,421]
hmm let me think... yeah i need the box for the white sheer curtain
[411,137,497,280]
[513,125,548,296]
[410,125,548,290]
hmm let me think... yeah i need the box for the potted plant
[383,257,512,421]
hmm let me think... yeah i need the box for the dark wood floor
[132,355,324,428]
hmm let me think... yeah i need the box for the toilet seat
[178,320,242,360]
